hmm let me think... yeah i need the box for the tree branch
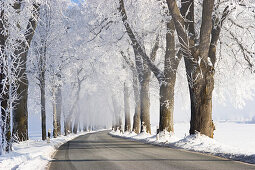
[209,5,230,66]
[118,0,164,82]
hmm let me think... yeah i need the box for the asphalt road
[49,131,255,170]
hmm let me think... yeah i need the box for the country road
[49,131,255,170]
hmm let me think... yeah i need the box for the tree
[12,1,40,141]
[62,68,87,135]
[118,0,160,133]
[1,1,40,153]
[119,0,183,133]
[29,0,73,139]
[33,2,49,140]
[165,0,233,137]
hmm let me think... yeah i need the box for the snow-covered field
[110,122,255,164]
[0,131,98,170]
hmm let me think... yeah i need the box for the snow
[0,131,99,170]
[110,122,255,164]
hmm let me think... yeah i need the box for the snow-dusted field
[0,131,99,170]
[110,122,255,164]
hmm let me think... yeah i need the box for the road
[49,131,255,170]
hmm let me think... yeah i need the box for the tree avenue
[0,0,254,155]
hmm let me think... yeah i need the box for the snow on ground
[110,122,255,164]
[0,131,100,170]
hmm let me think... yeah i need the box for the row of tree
[0,0,99,154]
[1,0,255,155]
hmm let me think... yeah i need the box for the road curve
[49,131,255,170]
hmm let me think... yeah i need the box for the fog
[28,78,255,135]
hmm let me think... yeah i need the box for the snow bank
[0,131,96,170]
[110,122,255,164]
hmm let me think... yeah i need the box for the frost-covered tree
[118,0,184,133]
[29,0,71,140]
[166,0,255,137]
[0,0,40,153]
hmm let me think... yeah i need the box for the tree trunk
[132,71,140,134]
[0,7,17,152]
[73,105,80,134]
[12,41,29,141]
[112,113,115,130]
[73,117,78,134]
[64,119,70,136]
[159,82,175,132]
[83,125,87,132]
[56,86,62,136]
[53,94,58,138]
[124,83,131,132]
[187,66,215,137]
[13,70,29,141]
[40,74,47,140]
[132,107,140,134]
[159,20,179,133]
[12,3,40,142]
[0,11,11,151]
[119,115,123,132]
[0,100,11,153]
[69,120,73,134]
[112,96,120,131]
[140,73,151,134]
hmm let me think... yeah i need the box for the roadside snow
[110,122,255,164]
[0,131,97,170]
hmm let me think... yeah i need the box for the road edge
[108,132,255,168]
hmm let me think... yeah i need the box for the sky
[71,0,81,3]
